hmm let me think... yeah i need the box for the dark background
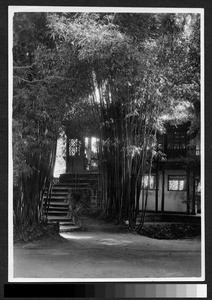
[0,0,211,299]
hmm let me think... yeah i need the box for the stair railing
[45,177,55,220]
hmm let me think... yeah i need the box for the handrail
[45,178,54,220]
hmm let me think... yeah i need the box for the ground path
[14,215,201,279]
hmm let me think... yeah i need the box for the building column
[155,163,159,212]
[191,170,196,215]
[161,168,165,212]
[186,168,190,214]
[66,135,69,173]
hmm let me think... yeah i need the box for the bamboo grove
[13,13,68,227]
[13,12,200,230]
[90,69,168,228]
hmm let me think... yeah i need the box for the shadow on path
[13,215,201,279]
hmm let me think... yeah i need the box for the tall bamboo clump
[13,76,63,229]
[62,13,170,229]
[13,119,58,227]
[90,68,164,229]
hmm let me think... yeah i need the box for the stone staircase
[44,172,99,232]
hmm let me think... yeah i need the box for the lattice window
[141,175,156,190]
[167,130,187,150]
[168,175,187,191]
[69,139,81,156]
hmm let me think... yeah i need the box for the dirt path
[13,215,201,279]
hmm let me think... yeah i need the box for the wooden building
[140,122,201,215]
[55,122,201,215]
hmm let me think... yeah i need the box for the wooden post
[192,171,196,215]
[186,169,190,214]
[80,138,85,156]
[161,168,165,212]
[155,162,159,212]
[66,136,69,173]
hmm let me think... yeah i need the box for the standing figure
[66,189,81,223]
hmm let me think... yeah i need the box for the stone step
[59,221,75,226]
[52,186,94,191]
[59,225,82,232]
[57,181,89,185]
[60,172,98,178]
[47,206,68,211]
[48,192,68,196]
[44,195,68,199]
[47,211,68,216]
[47,201,69,206]
[51,189,69,193]
[44,195,67,201]
[44,198,67,203]
[55,181,89,185]
[46,200,67,204]
[48,216,73,222]
[54,185,89,190]
[45,195,67,199]
[59,179,98,184]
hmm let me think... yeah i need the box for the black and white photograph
[9,6,204,282]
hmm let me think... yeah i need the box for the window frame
[168,175,187,191]
[167,130,187,150]
[69,138,81,156]
[141,174,157,190]
[195,177,201,194]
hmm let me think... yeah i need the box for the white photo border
[8,6,205,283]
